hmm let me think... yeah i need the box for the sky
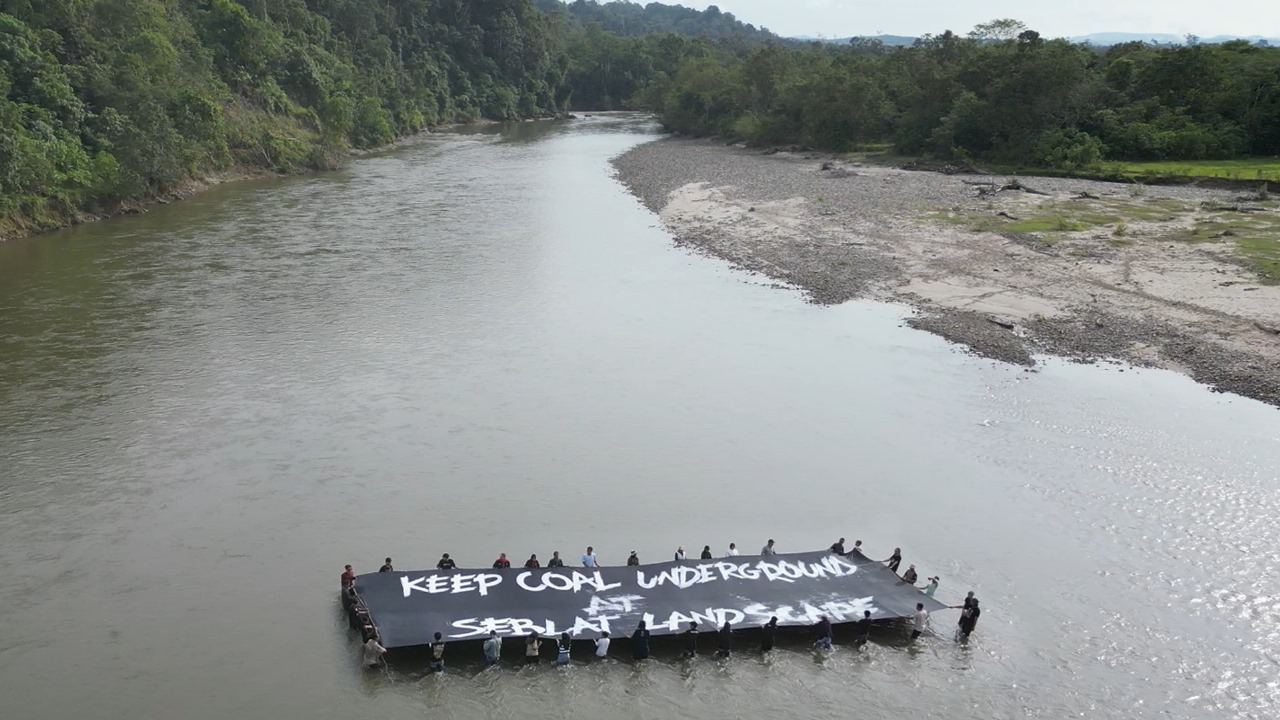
[656,0,1280,39]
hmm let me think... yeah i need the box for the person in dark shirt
[681,622,699,658]
[853,610,872,647]
[830,538,846,554]
[883,547,903,574]
[429,632,446,672]
[547,551,565,568]
[436,554,456,570]
[493,553,511,569]
[814,616,833,650]
[716,621,733,658]
[761,617,778,652]
[379,558,393,573]
[341,565,355,590]
[524,554,541,569]
[627,550,640,566]
[631,621,651,660]
[959,599,981,639]
[525,631,542,665]
[556,632,572,666]
[700,546,713,560]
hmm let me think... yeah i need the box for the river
[1,115,1277,719]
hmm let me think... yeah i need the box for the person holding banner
[429,632,446,672]
[761,617,778,652]
[717,621,733,657]
[595,632,610,658]
[681,622,699,658]
[725,543,739,557]
[436,554,456,570]
[363,635,387,669]
[525,632,542,665]
[761,539,777,556]
[524,554,540,569]
[853,610,872,648]
[632,621,651,660]
[547,551,564,568]
[815,616,833,650]
[627,551,640,566]
[674,546,685,561]
[581,546,599,568]
[556,632,572,666]
[483,631,502,667]
[700,546,713,560]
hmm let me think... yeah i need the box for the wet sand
[613,138,1280,407]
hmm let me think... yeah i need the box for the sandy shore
[612,138,1280,407]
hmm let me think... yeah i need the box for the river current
[1,115,1278,719]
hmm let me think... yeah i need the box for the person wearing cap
[436,554,456,570]
[922,576,940,597]
[902,565,918,585]
[627,550,640,566]
[700,545,713,559]
[681,621,699,658]
[674,546,686,561]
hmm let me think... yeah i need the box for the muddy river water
[1,115,1277,719]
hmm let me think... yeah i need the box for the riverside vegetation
[2,3,1279,240]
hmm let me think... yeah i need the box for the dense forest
[2,2,1278,240]
[646,21,1280,168]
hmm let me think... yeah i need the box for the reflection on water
[0,115,1278,720]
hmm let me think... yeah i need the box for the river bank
[613,138,1280,407]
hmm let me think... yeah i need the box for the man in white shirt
[581,546,598,567]
[595,631,611,657]
[483,631,502,667]
[363,636,387,668]
[911,603,929,641]
[725,543,739,557]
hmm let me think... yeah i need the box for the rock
[1256,321,1280,335]
[988,316,1016,330]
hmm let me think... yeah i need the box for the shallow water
[1,115,1278,720]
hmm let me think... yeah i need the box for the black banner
[355,551,947,649]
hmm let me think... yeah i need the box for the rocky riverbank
[612,138,1280,407]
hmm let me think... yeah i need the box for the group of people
[343,536,984,671]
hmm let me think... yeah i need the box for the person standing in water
[581,546,598,568]
[379,558,393,573]
[547,551,564,568]
[852,540,863,555]
[674,546,686,561]
[556,632,572,666]
[717,621,733,657]
[363,634,387,668]
[761,617,778,652]
[681,622,699,658]
[524,554,540,569]
[595,632,611,658]
[922,576,940,597]
[902,565,919,585]
[341,564,355,591]
[429,632,446,672]
[853,610,872,648]
[436,554,456,570]
[815,616,833,650]
[525,631,542,665]
[493,553,511,569]
[761,539,777,556]
[700,545,713,560]
[632,621,651,660]
[725,543,739,557]
[883,548,903,574]
[959,599,981,639]
[829,538,846,554]
[627,550,640,566]
[483,631,502,667]
[911,603,929,641]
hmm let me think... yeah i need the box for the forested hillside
[0,0,572,238]
[645,23,1280,169]
[3,2,1279,242]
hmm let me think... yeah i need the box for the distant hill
[794,31,1280,48]
[534,0,780,42]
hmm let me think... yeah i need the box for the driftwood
[1204,204,1267,213]
[1075,191,1101,200]
[997,211,1019,220]
[1001,179,1049,195]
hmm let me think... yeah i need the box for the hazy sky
[659,0,1280,38]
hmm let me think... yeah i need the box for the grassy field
[1100,159,1280,183]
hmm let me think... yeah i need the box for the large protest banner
[356,551,947,648]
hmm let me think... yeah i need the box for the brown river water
[1,115,1278,720]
